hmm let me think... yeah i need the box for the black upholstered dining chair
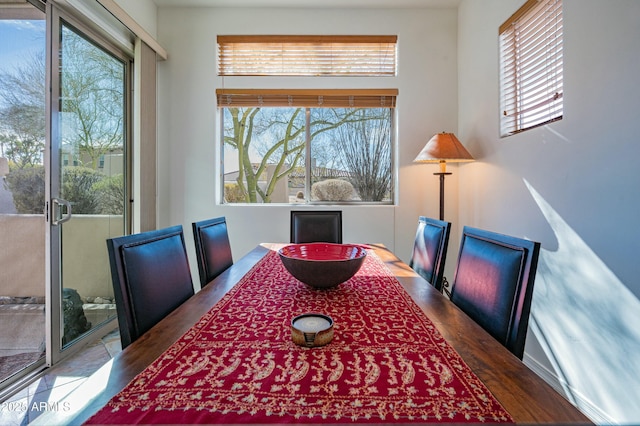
[408,216,451,293]
[290,210,342,244]
[106,225,195,349]
[192,216,233,288]
[448,226,541,359]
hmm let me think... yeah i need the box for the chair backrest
[106,225,194,349]
[290,210,342,244]
[192,216,233,287]
[449,226,541,359]
[408,216,451,292]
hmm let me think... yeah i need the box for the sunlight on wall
[525,180,640,424]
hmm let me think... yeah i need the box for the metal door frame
[45,2,131,365]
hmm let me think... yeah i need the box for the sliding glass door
[0,0,132,395]
[0,0,46,386]
[47,5,130,363]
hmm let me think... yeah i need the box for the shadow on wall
[525,179,640,424]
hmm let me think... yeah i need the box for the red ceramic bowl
[278,243,367,289]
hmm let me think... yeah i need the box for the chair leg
[442,276,451,298]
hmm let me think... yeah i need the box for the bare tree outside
[222,106,393,204]
[60,26,125,170]
[223,107,306,203]
[0,27,125,171]
[1,24,126,215]
[331,108,391,201]
[0,52,45,169]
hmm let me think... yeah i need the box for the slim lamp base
[433,172,451,221]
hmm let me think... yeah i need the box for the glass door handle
[52,198,72,225]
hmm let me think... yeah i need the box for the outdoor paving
[0,304,45,359]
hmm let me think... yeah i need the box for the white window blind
[217,35,397,76]
[499,0,563,136]
[216,89,397,108]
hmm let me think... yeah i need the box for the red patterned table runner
[86,248,513,424]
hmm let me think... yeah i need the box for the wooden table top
[34,243,592,425]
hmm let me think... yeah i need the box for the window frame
[217,89,397,206]
[499,0,563,137]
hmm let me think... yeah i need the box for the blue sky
[0,19,46,73]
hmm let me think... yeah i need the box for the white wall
[114,0,158,38]
[458,0,640,423]
[154,6,460,270]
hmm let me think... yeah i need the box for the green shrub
[224,183,247,203]
[61,167,104,214]
[92,174,124,215]
[3,166,45,214]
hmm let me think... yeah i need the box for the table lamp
[413,132,474,220]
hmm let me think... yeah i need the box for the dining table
[34,243,592,425]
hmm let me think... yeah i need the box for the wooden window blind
[499,0,563,136]
[217,35,397,76]
[216,89,397,108]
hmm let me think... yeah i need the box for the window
[499,0,563,136]
[218,89,396,204]
[217,35,397,76]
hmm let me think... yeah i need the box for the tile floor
[1,330,121,426]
